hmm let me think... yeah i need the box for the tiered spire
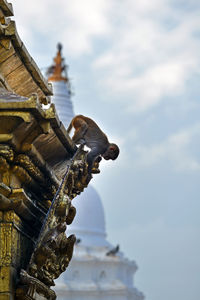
[47,43,68,82]
[47,44,74,127]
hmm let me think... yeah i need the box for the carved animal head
[103,143,119,160]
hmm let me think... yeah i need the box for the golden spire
[48,43,68,82]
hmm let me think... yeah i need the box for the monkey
[67,115,119,174]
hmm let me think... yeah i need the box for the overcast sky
[12,1,200,299]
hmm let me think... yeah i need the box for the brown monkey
[67,115,119,173]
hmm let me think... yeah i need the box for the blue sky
[13,0,200,299]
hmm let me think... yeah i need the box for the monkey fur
[67,115,119,173]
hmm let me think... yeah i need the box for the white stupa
[55,186,144,300]
[48,44,144,300]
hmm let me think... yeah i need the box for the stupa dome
[68,185,111,247]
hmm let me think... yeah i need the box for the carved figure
[67,115,120,173]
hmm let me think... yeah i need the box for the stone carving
[16,270,56,300]
[0,137,101,299]
[15,144,99,298]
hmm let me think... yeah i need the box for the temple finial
[57,42,62,53]
[47,43,68,82]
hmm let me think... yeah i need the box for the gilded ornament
[0,223,12,266]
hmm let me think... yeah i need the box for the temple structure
[48,45,145,300]
[0,1,100,299]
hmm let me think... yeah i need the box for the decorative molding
[0,223,12,266]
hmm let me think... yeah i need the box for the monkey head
[103,143,119,160]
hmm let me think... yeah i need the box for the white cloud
[12,0,112,56]
[12,0,200,111]
[92,0,200,112]
[134,123,200,171]
[102,58,195,113]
